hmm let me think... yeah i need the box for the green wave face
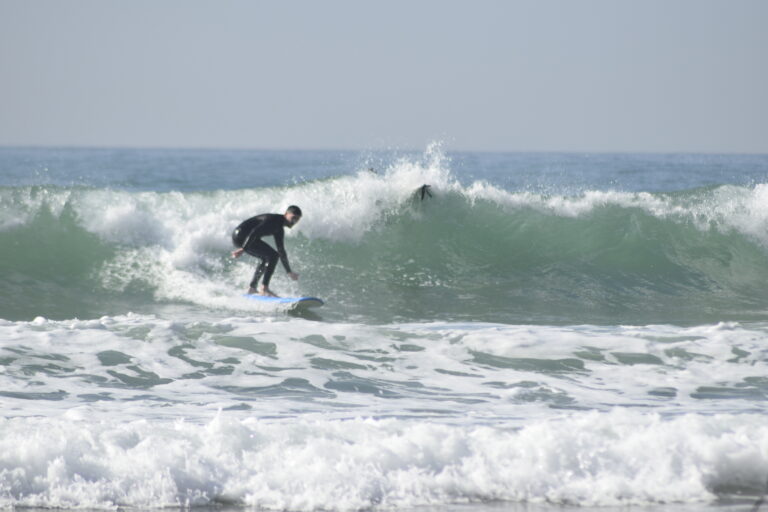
[2,180,768,324]
[293,189,768,324]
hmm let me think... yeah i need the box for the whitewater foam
[0,411,766,510]
[2,314,767,422]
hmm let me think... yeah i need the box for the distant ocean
[1,144,768,511]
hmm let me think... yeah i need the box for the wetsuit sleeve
[274,229,292,273]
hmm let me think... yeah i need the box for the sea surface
[1,144,768,511]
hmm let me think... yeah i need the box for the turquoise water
[1,145,767,511]
[3,147,768,325]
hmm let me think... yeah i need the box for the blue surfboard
[243,294,324,309]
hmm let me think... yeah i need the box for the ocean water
[1,144,768,511]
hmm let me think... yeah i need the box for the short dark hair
[286,205,302,217]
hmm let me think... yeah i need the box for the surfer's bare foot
[258,286,278,297]
[247,287,258,295]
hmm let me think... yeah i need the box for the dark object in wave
[416,184,432,201]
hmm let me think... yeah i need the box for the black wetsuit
[231,214,292,289]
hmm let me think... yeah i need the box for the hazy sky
[1,0,766,153]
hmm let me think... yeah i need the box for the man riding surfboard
[231,205,302,296]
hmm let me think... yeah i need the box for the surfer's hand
[288,272,299,281]
[231,248,245,258]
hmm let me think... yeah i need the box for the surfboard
[243,294,324,309]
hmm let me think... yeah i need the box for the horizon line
[1,143,766,158]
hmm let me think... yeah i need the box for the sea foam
[0,411,765,510]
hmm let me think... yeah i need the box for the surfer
[231,205,302,297]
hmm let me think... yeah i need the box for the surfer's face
[285,213,301,228]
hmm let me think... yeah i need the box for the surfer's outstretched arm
[273,229,298,281]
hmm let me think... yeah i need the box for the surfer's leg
[249,259,267,290]
[245,240,279,293]
[260,251,279,288]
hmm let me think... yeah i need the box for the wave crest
[2,149,768,323]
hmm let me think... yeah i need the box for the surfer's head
[285,205,302,228]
